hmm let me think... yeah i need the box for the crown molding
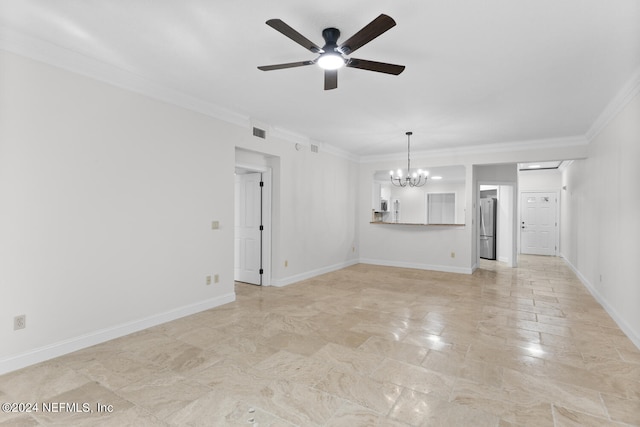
[268,126,311,146]
[1,24,631,163]
[586,66,640,142]
[320,142,360,162]
[0,26,250,127]
[0,26,360,163]
[359,135,588,164]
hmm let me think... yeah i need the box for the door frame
[477,181,517,268]
[518,190,559,256]
[235,163,272,286]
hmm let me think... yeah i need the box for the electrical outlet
[211,221,219,230]
[214,274,219,283]
[450,252,456,258]
[206,275,212,285]
[284,260,288,267]
[14,315,26,330]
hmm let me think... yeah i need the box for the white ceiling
[1,0,639,158]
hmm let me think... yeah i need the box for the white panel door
[520,192,557,256]
[234,173,262,285]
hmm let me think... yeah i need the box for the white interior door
[234,172,262,285]
[520,192,557,256]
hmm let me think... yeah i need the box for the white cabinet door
[520,192,557,256]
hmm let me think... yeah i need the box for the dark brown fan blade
[346,58,405,75]
[258,60,314,71]
[266,19,322,53]
[324,69,338,90]
[338,14,396,55]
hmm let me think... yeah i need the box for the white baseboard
[359,258,474,275]
[561,255,640,351]
[270,259,359,287]
[271,258,473,288]
[0,293,235,375]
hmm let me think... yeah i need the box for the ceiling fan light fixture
[317,52,345,70]
[258,15,404,89]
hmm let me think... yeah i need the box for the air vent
[310,144,319,153]
[252,127,267,139]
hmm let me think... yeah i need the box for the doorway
[479,186,498,260]
[477,183,517,268]
[234,165,272,286]
[520,192,558,256]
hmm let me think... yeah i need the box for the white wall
[275,148,358,283]
[560,90,640,348]
[0,51,236,372]
[518,168,562,192]
[475,164,518,183]
[0,50,359,373]
[234,143,359,287]
[360,159,474,274]
[497,185,514,265]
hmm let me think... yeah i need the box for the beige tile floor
[1,255,639,426]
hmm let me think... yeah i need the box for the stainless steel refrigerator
[480,197,497,260]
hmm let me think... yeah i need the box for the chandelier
[390,131,428,187]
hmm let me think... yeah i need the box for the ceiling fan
[257,14,405,90]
